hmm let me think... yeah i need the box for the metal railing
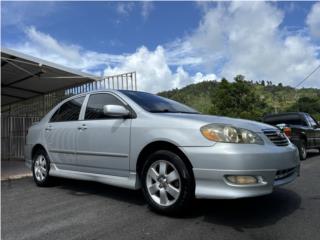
[2,72,137,117]
[1,72,137,160]
[1,115,41,160]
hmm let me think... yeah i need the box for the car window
[84,93,125,120]
[50,96,85,122]
[306,114,318,127]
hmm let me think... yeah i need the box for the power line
[295,64,320,88]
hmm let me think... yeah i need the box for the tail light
[283,127,292,138]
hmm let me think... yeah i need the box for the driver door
[75,93,131,177]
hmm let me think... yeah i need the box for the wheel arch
[31,144,47,159]
[299,133,307,145]
[136,141,194,179]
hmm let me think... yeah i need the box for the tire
[32,149,52,187]
[141,150,194,215]
[297,140,307,160]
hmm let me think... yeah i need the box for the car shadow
[51,177,146,206]
[187,188,301,231]
[51,177,301,231]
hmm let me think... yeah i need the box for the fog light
[226,175,258,185]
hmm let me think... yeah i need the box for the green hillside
[158,75,320,121]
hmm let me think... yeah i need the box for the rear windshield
[120,90,199,114]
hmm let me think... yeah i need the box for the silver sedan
[25,90,300,214]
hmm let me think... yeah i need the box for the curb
[1,173,32,181]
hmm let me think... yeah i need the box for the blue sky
[1,1,320,92]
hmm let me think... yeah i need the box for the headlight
[200,124,264,144]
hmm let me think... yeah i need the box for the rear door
[75,93,131,177]
[44,96,85,170]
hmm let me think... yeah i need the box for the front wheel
[141,150,194,214]
[297,140,307,160]
[32,149,52,187]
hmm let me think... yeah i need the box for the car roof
[263,112,309,122]
[263,112,307,118]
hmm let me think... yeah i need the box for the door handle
[45,125,53,131]
[77,124,87,130]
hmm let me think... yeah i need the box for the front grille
[275,167,296,180]
[263,129,289,146]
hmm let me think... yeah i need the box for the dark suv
[263,112,320,160]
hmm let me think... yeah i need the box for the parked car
[25,90,300,214]
[263,112,320,160]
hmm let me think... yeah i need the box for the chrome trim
[49,149,128,158]
[77,150,128,158]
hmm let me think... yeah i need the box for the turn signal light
[200,128,222,141]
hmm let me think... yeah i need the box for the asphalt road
[2,152,320,240]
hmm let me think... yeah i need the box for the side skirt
[49,164,141,190]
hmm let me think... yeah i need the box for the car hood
[157,113,276,133]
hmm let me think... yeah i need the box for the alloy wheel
[301,145,307,159]
[34,154,47,181]
[146,160,181,207]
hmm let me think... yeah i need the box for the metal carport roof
[1,48,100,106]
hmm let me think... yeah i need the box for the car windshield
[120,90,199,114]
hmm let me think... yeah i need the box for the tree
[287,96,320,119]
[210,75,269,120]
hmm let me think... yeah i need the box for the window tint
[119,90,199,114]
[50,96,85,122]
[85,93,125,120]
[306,114,318,127]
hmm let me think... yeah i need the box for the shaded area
[194,189,301,232]
[51,177,146,206]
[1,160,31,180]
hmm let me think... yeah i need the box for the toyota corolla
[25,90,300,214]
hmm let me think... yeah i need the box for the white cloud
[104,46,216,93]
[4,2,320,92]
[141,2,154,19]
[6,26,125,75]
[115,2,154,19]
[170,1,320,88]
[306,2,320,39]
[1,2,56,27]
[116,2,134,16]
[6,26,215,93]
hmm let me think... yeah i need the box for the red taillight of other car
[283,127,292,138]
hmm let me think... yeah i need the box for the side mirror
[103,105,130,117]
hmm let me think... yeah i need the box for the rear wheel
[32,149,52,187]
[297,140,307,160]
[141,150,194,214]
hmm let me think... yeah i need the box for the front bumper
[180,142,300,199]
